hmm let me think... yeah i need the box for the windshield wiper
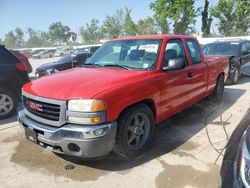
[102,64,131,70]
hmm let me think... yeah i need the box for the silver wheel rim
[126,113,150,149]
[0,94,14,116]
[234,70,239,83]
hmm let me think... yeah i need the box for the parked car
[54,47,73,57]
[19,49,32,58]
[31,49,44,56]
[32,50,53,59]
[203,40,250,84]
[35,52,94,77]
[18,35,229,159]
[220,109,250,188]
[10,50,33,73]
[0,45,30,119]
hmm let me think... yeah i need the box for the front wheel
[114,104,155,159]
[232,68,240,84]
[0,88,18,120]
[211,74,224,103]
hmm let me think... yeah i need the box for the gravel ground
[0,59,250,187]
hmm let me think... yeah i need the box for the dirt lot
[0,59,250,188]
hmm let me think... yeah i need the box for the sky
[0,0,218,40]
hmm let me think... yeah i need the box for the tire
[210,74,224,102]
[232,68,239,84]
[0,88,18,120]
[114,104,155,159]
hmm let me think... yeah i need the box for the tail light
[16,63,28,72]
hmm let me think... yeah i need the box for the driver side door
[159,39,194,119]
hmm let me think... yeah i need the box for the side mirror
[163,57,185,71]
[242,50,250,56]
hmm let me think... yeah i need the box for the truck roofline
[110,34,196,41]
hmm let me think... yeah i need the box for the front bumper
[18,110,117,158]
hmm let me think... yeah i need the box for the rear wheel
[114,104,155,159]
[0,88,18,120]
[211,74,224,102]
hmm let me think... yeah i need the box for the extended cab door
[184,39,208,101]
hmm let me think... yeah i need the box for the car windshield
[202,42,239,57]
[86,39,161,70]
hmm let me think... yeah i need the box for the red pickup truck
[18,35,229,159]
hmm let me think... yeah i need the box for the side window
[246,42,250,52]
[163,39,186,67]
[241,43,248,54]
[185,39,202,64]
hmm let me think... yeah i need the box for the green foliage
[3,31,16,48]
[124,8,137,36]
[150,0,197,34]
[201,0,213,37]
[3,28,25,48]
[79,19,103,43]
[137,17,159,35]
[102,9,125,39]
[47,21,71,45]
[211,0,250,36]
[26,28,49,47]
[15,27,24,48]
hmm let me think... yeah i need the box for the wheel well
[118,99,156,120]
[219,72,225,80]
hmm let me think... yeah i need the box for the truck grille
[22,92,67,127]
[23,96,60,121]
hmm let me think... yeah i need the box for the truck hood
[23,67,148,100]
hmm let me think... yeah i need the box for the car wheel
[114,104,155,159]
[0,88,18,120]
[211,74,224,102]
[232,68,239,84]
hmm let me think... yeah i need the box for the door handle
[188,72,193,78]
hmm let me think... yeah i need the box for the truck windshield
[202,42,239,57]
[86,39,161,70]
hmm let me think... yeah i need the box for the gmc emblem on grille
[28,101,43,112]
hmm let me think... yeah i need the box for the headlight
[67,99,106,125]
[45,68,59,75]
[68,99,106,112]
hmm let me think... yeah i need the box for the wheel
[232,68,239,84]
[211,74,224,102]
[0,88,18,120]
[114,104,155,159]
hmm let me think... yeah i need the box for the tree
[150,0,198,34]
[234,0,250,35]
[137,17,159,35]
[15,27,24,48]
[211,0,250,36]
[79,19,103,43]
[124,8,137,36]
[102,9,125,39]
[201,0,213,37]
[26,27,44,47]
[3,31,17,48]
[47,21,71,45]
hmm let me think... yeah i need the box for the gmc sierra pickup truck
[18,35,229,159]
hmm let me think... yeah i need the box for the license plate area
[25,127,38,144]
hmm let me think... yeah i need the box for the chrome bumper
[18,110,117,158]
